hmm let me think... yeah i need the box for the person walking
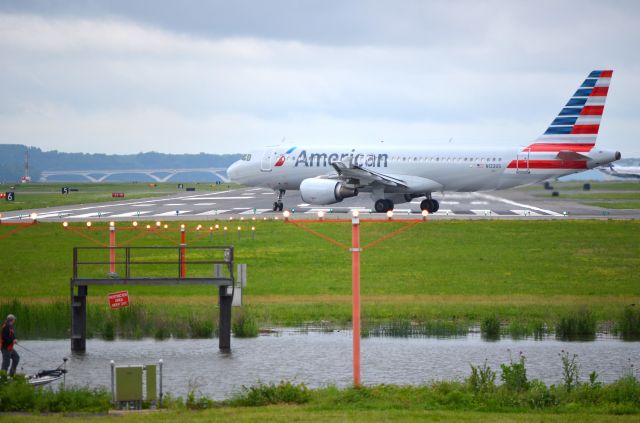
[1,314,19,377]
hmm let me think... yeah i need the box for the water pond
[19,330,639,400]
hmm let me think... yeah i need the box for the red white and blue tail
[529,70,612,153]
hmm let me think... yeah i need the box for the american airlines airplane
[227,70,621,213]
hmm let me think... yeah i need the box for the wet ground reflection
[19,331,639,400]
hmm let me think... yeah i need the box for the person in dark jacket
[1,314,19,377]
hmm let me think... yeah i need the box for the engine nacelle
[300,178,358,205]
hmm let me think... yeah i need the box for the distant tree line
[0,144,241,182]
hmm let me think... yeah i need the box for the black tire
[278,202,284,212]
[420,199,432,211]
[385,199,394,211]
[273,202,279,212]
[431,199,440,213]
[374,199,388,213]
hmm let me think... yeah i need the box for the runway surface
[1,186,637,222]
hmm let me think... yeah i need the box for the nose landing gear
[273,189,285,212]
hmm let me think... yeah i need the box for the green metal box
[115,366,143,401]
[146,365,157,400]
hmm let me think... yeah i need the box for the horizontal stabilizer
[556,150,588,161]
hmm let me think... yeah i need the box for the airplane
[597,163,640,179]
[227,70,621,213]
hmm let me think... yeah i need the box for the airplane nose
[227,161,242,182]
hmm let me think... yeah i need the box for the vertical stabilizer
[529,70,612,152]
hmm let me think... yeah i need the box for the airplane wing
[330,159,443,193]
[331,160,408,187]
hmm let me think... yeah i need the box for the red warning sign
[108,291,129,309]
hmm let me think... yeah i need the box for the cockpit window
[241,154,252,161]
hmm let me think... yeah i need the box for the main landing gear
[374,199,394,213]
[272,189,285,212]
[420,198,439,213]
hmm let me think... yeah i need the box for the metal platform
[70,245,236,352]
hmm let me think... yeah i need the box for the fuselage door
[261,149,274,172]
[516,149,530,174]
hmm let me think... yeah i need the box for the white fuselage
[228,145,617,195]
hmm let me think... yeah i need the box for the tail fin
[529,70,612,152]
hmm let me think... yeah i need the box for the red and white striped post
[109,223,116,274]
[180,225,186,278]
[351,210,361,386]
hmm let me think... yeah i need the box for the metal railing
[72,245,234,280]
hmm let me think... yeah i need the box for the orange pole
[109,226,116,274]
[180,227,186,278]
[351,213,361,386]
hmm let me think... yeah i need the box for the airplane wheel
[385,199,394,211]
[374,199,388,213]
[420,199,432,212]
[278,202,284,212]
[431,199,439,213]
[273,202,279,212]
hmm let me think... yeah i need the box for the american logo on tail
[228,70,621,212]
[508,70,613,172]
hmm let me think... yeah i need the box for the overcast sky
[0,0,638,156]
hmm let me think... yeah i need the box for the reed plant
[480,315,501,340]
[0,298,636,341]
[617,305,640,340]
[555,307,597,341]
[232,310,259,338]
[364,319,469,338]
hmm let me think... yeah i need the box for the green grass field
[2,380,639,422]
[0,182,237,212]
[1,219,638,334]
[519,180,640,191]
[1,216,639,420]
[527,180,640,209]
[586,202,640,209]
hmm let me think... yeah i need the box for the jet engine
[300,178,358,205]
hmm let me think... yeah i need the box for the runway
[1,186,637,222]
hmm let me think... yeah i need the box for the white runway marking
[185,196,255,200]
[69,212,112,218]
[297,203,310,207]
[196,210,230,216]
[193,203,216,206]
[110,211,152,217]
[511,209,542,216]
[164,203,185,206]
[471,209,493,215]
[154,210,192,216]
[440,201,460,205]
[33,212,73,219]
[433,209,454,215]
[239,208,270,215]
[471,201,489,205]
[474,193,563,216]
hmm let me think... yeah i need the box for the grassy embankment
[1,218,638,339]
[2,373,640,420]
[0,182,237,212]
